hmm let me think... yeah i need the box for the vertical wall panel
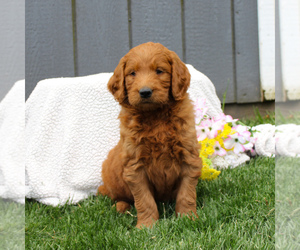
[131,0,183,59]
[275,0,285,102]
[0,0,25,101]
[234,0,261,103]
[185,0,236,103]
[25,0,75,99]
[257,0,275,100]
[76,1,130,76]
[278,0,300,100]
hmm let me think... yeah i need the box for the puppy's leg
[97,185,109,196]
[99,185,132,213]
[98,143,134,211]
[114,201,131,213]
[175,168,200,218]
[123,167,159,228]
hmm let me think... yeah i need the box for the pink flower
[203,120,220,139]
[194,98,208,125]
[211,119,224,134]
[214,113,226,123]
[238,127,253,150]
[213,141,227,156]
[224,125,256,155]
[224,133,246,154]
[244,137,257,156]
[196,125,209,141]
[196,118,223,141]
[243,141,254,151]
[233,125,251,142]
[225,115,238,126]
[214,113,238,126]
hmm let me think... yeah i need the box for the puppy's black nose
[139,87,152,99]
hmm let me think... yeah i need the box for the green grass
[275,108,300,249]
[239,108,275,127]
[25,157,275,249]
[24,110,276,249]
[276,157,300,249]
[0,200,25,249]
[275,109,300,125]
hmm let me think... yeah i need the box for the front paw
[176,204,198,219]
[136,218,158,229]
[176,210,198,220]
[112,201,131,213]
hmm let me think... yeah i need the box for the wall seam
[231,0,237,102]
[127,0,133,49]
[71,0,78,76]
[181,0,186,62]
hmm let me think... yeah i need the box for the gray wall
[0,0,25,101]
[26,0,261,103]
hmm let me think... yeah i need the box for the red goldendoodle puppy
[98,42,202,228]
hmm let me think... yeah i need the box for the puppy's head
[108,42,190,110]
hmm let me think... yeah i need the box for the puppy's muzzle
[139,87,152,99]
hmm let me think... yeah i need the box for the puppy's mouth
[135,98,163,111]
[129,88,168,110]
[140,99,153,104]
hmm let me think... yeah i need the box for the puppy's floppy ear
[170,51,191,101]
[108,57,126,104]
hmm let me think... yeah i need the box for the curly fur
[98,42,202,228]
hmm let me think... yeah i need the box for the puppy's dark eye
[130,71,136,76]
[156,69,163,75]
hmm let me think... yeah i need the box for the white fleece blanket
[0,80,25,203]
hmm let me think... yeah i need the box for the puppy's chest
[133,121,184,188]
[135,120,182,159]
[140,130,180,161]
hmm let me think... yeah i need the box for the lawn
[25,111,276,249]
[25,157,274,249]
[275,157,300,249]
[0,200,25,249]
[275,108,300,248]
